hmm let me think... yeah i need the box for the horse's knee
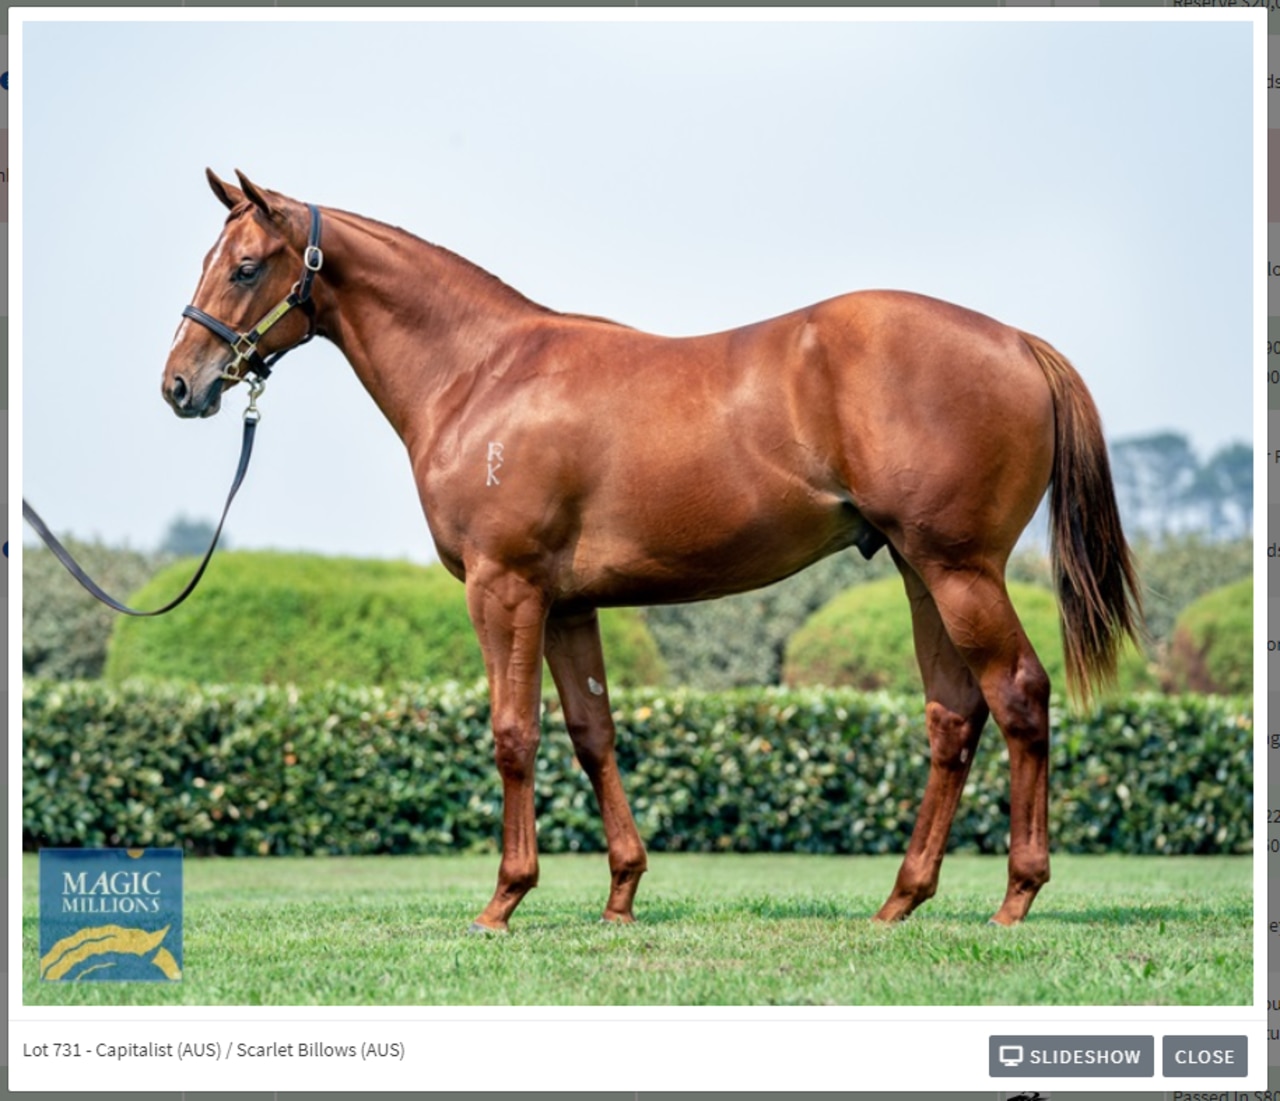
[492,719,541,780]
[924,702,984,771]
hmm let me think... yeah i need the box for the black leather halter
[181,202,324,384]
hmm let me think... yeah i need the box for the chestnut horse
[163,170,1141,931]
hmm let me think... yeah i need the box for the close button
[1162,1035,1247,1077]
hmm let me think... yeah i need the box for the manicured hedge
[23,680,1251,857]
[1164,577,1252,696]
[106,551,665,689]
[784,577,1157,696]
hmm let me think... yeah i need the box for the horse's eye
[234,262,260,283]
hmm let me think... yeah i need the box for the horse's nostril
[171,376,189,405]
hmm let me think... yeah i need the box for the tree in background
[159,515,222,557]
[1185,443,1252,537]
[1111,432,1199,539]
[23,539,164,679]
[1111,433,1251,541]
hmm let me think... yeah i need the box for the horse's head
[163,170,321,418]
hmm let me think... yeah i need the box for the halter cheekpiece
[181,202,324,387]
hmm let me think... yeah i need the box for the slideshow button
[1162,1035,1247,1077]
[988,1035,1154,1077]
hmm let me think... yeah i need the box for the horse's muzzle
[164,372,223,419]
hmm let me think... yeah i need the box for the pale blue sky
[20,17,1254,562]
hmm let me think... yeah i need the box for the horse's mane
[329,205,633,330]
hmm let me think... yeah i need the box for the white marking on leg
[587,677,604,696]
[486,441,504,487]
[960,748,970,764]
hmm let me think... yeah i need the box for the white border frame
[8,7,1268,1093]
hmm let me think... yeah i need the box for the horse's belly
[566,491,872,606]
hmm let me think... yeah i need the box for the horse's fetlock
[892,857,939,907]
[1012,858,1050,892]
[610,849,648,878]
[499,862,539,896]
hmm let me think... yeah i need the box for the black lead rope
[22,410,259,617]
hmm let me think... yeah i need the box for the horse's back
[430,289,1057,601]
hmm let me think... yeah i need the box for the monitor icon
[999,1045,1025,1067]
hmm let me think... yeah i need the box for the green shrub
[105,551,664,689]
[1164,578,1252,695]
[639,534,1251,694]
[783,578,1155,696]
[23,540,167,680]
[23,680,1250,857]
[1133,536,1252,644]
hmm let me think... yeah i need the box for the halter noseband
[181,202,324,386]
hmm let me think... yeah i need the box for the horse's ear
[206,168,241,210]
[234,170,276,220]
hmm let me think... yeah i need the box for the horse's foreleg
[545,610,647,923]
[466,568,549,933]
[875,557,989,923]
[917,564,1052,926]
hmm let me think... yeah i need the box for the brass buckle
[219,334,259,384]
[244,376,266,423]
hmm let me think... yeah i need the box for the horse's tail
[1019,331,1143,704]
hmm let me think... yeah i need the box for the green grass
[23,853,1250,1006]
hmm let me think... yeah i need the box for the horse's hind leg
[876,556,990,922]
[545,609,648,922]
[915,562,1053,926]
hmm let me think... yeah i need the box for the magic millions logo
[39,849,182,982]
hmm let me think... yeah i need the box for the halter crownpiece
[181,202,324,387]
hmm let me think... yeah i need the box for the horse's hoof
[467,920,507,935]
[601,911,636,925]
[871,910,909,924]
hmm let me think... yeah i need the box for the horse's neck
[317,209,542,443]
